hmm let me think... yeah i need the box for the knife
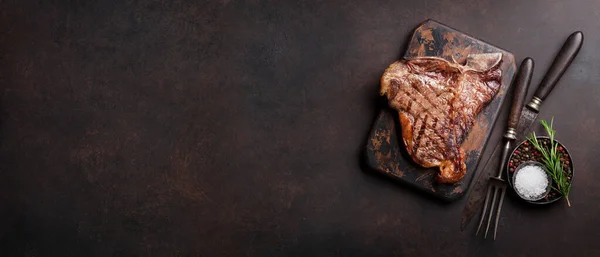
[461,31,584,231]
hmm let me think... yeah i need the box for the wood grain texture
[365,20,516,201]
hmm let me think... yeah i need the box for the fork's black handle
[507,58,534,134]
[533,31,583,102]
[498,59,534,177]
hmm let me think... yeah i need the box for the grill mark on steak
[409,78,448,118]
[408,80,436,112]
[405,100,413,113]
[411,116,424,151]
[430,117,439,137]
[413,114,429,154]
[380,54,502,183]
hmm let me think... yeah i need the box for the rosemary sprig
[526,118,572,206]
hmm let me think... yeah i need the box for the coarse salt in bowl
[512,161,552,201]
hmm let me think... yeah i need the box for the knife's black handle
[533,31,584,102]
[508,58,534,131]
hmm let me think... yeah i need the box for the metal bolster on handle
[503,127,517,140]
[526,96,542,112]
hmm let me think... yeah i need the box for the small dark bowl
[506,136,574,204]
[511,161,552,201]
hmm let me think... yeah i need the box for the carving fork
[476,57,534,239]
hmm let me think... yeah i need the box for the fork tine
[484,187,499,238]
[476,184,493,235]
[493,187,506,240]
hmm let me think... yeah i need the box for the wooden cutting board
[365,20,516,201]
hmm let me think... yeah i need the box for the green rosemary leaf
[527,118,572,206]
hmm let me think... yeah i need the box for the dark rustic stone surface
[1,0,600,256]
[365,20,516,201]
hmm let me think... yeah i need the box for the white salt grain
[514,165,549,200]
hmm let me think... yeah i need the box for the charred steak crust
[380,54,502,183]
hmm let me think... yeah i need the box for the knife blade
[461,31,584,231]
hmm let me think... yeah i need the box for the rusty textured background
[1,0,600,256]
[366,20,516,201]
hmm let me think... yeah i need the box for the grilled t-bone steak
[380,53,502,183]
